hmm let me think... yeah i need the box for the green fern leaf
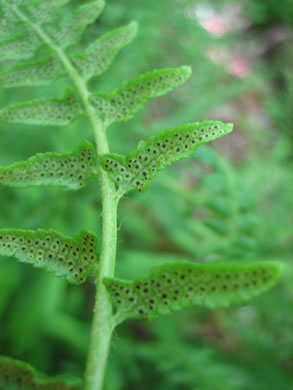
[23,0,71,23]
[0,31,40,62]
[0,56,64,88]
[0,142,96,190]
[100,121,233,195]
[8,0,41,5]
[0,355,81,389]
[90,66,192,126]
[72,22,138,81]
[51,0,105,48]
[0,90,83,126]
[0,6,23,42]
[0,228,98,284]
[104,261,283,322]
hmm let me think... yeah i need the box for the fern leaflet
[100,121,233,195]
[105,261,283,322]
[0,142,96,190]
[0,229,98,284]
[0,355,81,390]
[0,90,83,126]
[91,66,191,126]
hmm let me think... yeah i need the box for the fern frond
[100,121,233,194]
[0,90,83,126]
[0,56,64,88]
[51,0,105,48]
[0,142,96,190]
[72,22,138,81]
[0,355,81,389]
[90,66,192,126]
[105,261,283,322]
[0,228,98,284]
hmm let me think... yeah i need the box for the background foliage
[0,0,292,389]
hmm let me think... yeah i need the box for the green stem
[84,167,118,390]
[59,70,118,390]
[7,4,119,389]
[58,53,118,390]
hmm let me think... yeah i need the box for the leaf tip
[224,122,233,135]
[265,261,284,283]
[180,65,192,79]
[128,21,139,37]
[100,0,106,10]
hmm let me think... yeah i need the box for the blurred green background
[0,0,293,389]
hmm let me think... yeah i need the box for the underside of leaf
[0,0,105,67]
[0,141,97,190]
[0,355,81,389]
[90,66,192,126]
[8,0,40,4]
[0,31,40,62]
[51,0,105,48]
[0,6,24,42]
[0,228,98,284]
[0,90,83,126]
[100,121,233,195]
[22,0,71,24]
[0,56,64,88]
[72,21,138,81]
[104,261,283,322]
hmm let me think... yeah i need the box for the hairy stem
[83,110,118,390]
[7,4,118,389]
[55,46,118,390]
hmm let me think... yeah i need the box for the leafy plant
[0,1,283,390]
